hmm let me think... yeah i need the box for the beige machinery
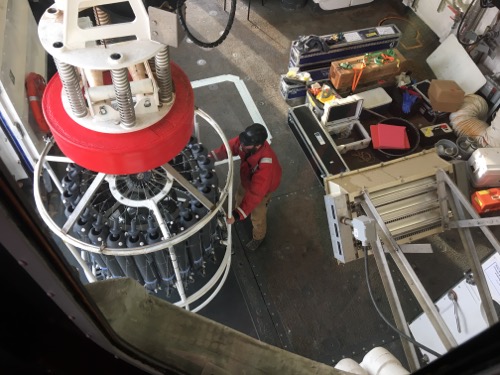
[324,151,452,263]
[323,150,500,371]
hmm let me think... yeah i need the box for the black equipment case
[287,105,349,182]
[289,24,402,70]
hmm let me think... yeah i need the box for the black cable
[363,246,444,359]
[457,0,475,46]
[176,0,237,48]
[457,0,488,47]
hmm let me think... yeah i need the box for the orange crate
[329,49,406,91]
[471,188,500,214]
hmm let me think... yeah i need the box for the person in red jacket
[211,123,282,251]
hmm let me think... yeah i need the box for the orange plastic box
[472,188,500,214]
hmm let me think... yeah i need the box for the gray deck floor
[16,0,500,373]
[164,0,500,370]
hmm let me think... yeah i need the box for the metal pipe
[194,114,200,141]
[361,191,458,350]
[155,46,173,104]
[453,0,467,13]
[110,68,136,127]
[466,0,487,31]
[150,202,189,311]
[88,79,153,102]
[64,242,97,283]
[367,235,421,371]
[34,108,234,256]
[55,59,88,118]
[45,155,73,163]
[448,217,500,228]
[444,177,499,325]
[191,240,232,312]
[340,217,352,226]
[164,164,214,210]
[43,162,64,194]
[437,0,466,13]
[437,170,500,254]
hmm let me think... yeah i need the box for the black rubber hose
[363,246,444,359]
[176,0,237,48]
[457,0,485,47]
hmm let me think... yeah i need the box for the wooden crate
[329,49,406,91]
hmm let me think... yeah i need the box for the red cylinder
[26,72,51,133]
[42,62,194,175]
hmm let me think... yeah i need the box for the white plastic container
[353,87,393,111]
[468,148,500,188]
[321,96,371,154]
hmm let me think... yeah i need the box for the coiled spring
[155,46,173,104]
[111,68,136,127]
[55,60,88,118]
[93,7,110,25]
[93,6,110,47]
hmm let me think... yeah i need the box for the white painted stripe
[190,75,272,144]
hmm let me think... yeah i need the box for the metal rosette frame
[34,1,234,311]
[34,109,234,312]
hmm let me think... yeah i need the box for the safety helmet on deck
[239,123,268,146]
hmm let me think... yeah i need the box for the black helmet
[239,123,268,146]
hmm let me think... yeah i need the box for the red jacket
[211,137,282,219]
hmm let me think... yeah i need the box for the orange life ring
[26,72,50,133]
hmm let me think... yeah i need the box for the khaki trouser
[235,185,272,241]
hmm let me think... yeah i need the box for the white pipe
[335,358,368,375]
[361,347,410,375]
[191,242,232,312]
[45,155,73,163]
[63,242,97,283]
[87,79,153,101]
[150,202,190,311]
[43,162,64,194]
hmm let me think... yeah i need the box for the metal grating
[370,176,445,244]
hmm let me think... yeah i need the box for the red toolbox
[471,188,500,214]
